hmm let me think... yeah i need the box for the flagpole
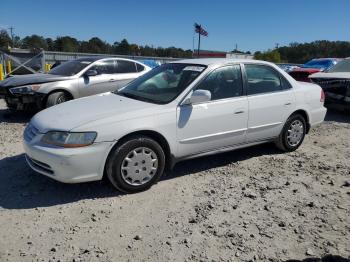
[197,25,201,57]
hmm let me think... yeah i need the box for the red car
[289,58,341,82]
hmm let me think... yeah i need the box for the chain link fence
[0,49,182,80]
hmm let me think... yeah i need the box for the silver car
[0,57,151,111]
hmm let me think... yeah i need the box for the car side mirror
[183,89,211,105]
[84,69,98,77]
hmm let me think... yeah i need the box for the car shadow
[0,143,280,210]
[0,108,34,124]
[324,109,350,124]
[166,142,281,180]
[0,154,120,210]
[285,254,350,262]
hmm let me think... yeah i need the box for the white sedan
[23,58,327,193]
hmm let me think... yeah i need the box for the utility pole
[8,26,14,47]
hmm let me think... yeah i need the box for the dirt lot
[0,99,349,262]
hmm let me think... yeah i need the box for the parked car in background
[289,58,341,82]
[138,59,161,68]
[277,63,301,73]
[310,58,350,110]
[0,57,151,111]
[23,58,326,193]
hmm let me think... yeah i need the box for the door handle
[109,79,116,82]
[234,110,245,114]
[284,102,292,106]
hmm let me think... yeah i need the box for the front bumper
[23,138,115,183]
[1,91,46,110]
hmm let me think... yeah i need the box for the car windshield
[49,60,93,76]
[115,63,206,104]
[302,60,333,69]
[327,59,350,73]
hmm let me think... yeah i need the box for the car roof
[75,56,146,64]
[309,58,342,61]
[172,58,270,67]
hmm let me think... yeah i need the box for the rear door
[177,65,248,156]
[243,64,296,142]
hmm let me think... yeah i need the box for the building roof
[172,58,261,66]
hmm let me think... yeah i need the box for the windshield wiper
[116,92,164,104]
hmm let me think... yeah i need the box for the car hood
[0,73,72,88]
[309,72,350,80]
[31,92,160,133]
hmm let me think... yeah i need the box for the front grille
[26,155,54,175]
[24,123,40,142]
[0,87,9,95]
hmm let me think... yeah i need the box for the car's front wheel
[275,113,306,152]
[46,91,71,108]
[106,136,165,193]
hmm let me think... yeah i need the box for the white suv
[23,58,327,193]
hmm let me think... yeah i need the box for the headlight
[41,131,97,148]
[10,84,41,95]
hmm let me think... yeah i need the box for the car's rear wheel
[275,114,306,152]
[106,136,165,193]
[46,91,71,108]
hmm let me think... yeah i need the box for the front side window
[116,60,137,73]
[116,63,206,104]
[194,65,243,100]
[90,60,115,75]
[245,64,282,95]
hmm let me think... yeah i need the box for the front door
[78,60,117,97]
[177,65,248,157]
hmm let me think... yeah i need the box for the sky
[1,0,350,53]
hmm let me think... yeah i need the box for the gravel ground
[0,99,349,262]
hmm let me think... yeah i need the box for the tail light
[320,89,325,102]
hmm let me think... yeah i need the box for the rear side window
[195,65,243,100]
[90,60,115,74]
[116,60,137,73]
[245,64,283,95]
[136,63,145,72]
[281,75,292,90]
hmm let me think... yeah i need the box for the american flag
[194,23,208,37]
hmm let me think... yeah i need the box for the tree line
[1,30,350,62]
[0,30,193,58]
[254,40,350,63]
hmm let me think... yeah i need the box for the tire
[45,91,71,108]
[275,113,306,152]
[106,136,165,193]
